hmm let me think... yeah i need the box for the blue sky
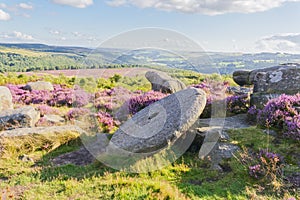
[1,0,300,53]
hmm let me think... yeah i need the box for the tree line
[0,52,141,72]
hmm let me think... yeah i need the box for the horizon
[2,41,300,56]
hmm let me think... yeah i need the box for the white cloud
[107,0,300,15]
[0,9,10,20]
[255,33,300,53]
[50,30,61,35]
[52,0,93,8]
[13,31,34,40]
[0,31,35,42]
[18,3,33,10]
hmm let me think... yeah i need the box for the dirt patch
[51,146,95,166]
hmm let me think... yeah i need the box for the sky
[1,0,300,53]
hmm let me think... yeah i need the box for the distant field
[19,68,151,78]
[0,46,47,57]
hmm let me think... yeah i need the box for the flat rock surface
[197,114,251,130]
[0,125,85,137]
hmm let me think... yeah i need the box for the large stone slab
[0,86,13,112]
[109,87,206,154]
[0,106,40,131]
[253,65,300,94]
[0,125,85,137]
[233,64,300,109]
[24,81,54,91]
[233,64,300,86]
[145,71,186,93]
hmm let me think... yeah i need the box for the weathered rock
[23,81,54,91]
[0,86,13,112]
[0,106,40,131]
[109,88,206,154]
[233,64,300,109]
[250,93,281,109]
[232,70,251,86]
[0,125,85,137]
[226,86,252,96]
[253,67,300,94]
[205,143,239,171]
[234,64,300,86]
[252,64,300,108]
[145,71,186,93]
[36,115,65,127]
[197,114,251,130]
[186,114,250,170]
[43,114,65,124]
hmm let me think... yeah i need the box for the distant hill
[0,42,300,74]
[0,43,91,56]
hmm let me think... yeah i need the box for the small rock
[0,86,13,112]
[145,71,186,93]
[226,86,252,96]
[233,70,251,86]
[202,143,239,171]
[44,115,65,124]
[18,154,34,162]
[23,81,54,91]
[0,106,40,131]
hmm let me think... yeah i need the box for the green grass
[0,126,298,199]
[227,126,300,165]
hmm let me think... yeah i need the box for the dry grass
[0,131,80,158]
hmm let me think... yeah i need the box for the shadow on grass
[36,138,117,182]
[36,139,250,199]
